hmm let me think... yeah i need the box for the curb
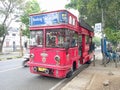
[0,56,22,61]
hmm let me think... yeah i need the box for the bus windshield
[46,28,71,48]
[30,30,43,47]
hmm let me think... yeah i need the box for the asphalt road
[0,59,62,90]
[0,50,95,90]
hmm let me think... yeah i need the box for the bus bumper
[28,62,71,78]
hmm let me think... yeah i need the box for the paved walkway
[61,52,120,90]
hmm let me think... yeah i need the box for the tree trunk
[0,6,10,53]
[0,42,2,53]
[0,35,6,53]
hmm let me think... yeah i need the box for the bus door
[78,35,82,56]
[80,35,90,64]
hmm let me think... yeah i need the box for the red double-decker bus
[28,10,94,78]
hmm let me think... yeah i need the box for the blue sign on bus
[29,11,68,26]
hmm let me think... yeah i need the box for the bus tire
[86,60,91,64]
[66,70,73,78]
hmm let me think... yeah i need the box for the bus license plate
[38,67,47,72]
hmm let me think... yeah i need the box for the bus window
[71,31,78,47]
[30,30,43,47]
[86,36,92,45]
[78,36,82,56]
[86,36,90,44]
[78,36,82,43]
[46,29,71,48]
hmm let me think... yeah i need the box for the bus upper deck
[29,10,78,31]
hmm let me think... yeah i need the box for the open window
[30,30,43,47]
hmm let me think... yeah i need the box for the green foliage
[0,24,8,37]
[65,0,89,20]
[104,28,120,45]
[66,0,120,43]
[0,24,5,37]
[93,36,101,46]
[0,0,25,52]
[105,0,120,30]
[0,0,24,37]
[20,0,41,37]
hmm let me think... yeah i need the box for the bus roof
[29,9,77,28]
[79,19,94,32]
[29,9,76,17]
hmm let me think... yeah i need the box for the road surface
[0,50,93,90]
[0,59,62,90]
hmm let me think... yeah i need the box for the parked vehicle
[22,53,29,67]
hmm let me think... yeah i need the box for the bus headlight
[54,55,60,62]
[30,53,34,58]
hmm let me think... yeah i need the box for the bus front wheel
[66,66,74,78]
[66,62,76,78]
[66,70,73,78]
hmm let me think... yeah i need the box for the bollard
[103,54,106,67]
[115,57,117,68]
[93,55,95,66]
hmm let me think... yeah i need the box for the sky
[37,0,79,17]
[38,0,69,11]
[11,0,79,28]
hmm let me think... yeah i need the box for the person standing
[107,43,112,52]
[24,41,27,50]
[13,41,16,52]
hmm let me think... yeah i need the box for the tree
[93,36,101,47]
[65,0,120,43]
[0,24,5,37]
[104,28,120,45]
[0,0,25,52]
[20,0,43,37]
[65,0,89,19]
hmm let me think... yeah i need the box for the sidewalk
[61,52,120,90]
[0,51,22,61]
[0,47,29,61]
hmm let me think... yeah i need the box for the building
[3,27,28,52]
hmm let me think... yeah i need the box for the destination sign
[29,11,68,26]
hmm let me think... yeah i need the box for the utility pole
[101,6,106,67]
[20,24,23,56]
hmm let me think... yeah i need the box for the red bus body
[28,10,94,78]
